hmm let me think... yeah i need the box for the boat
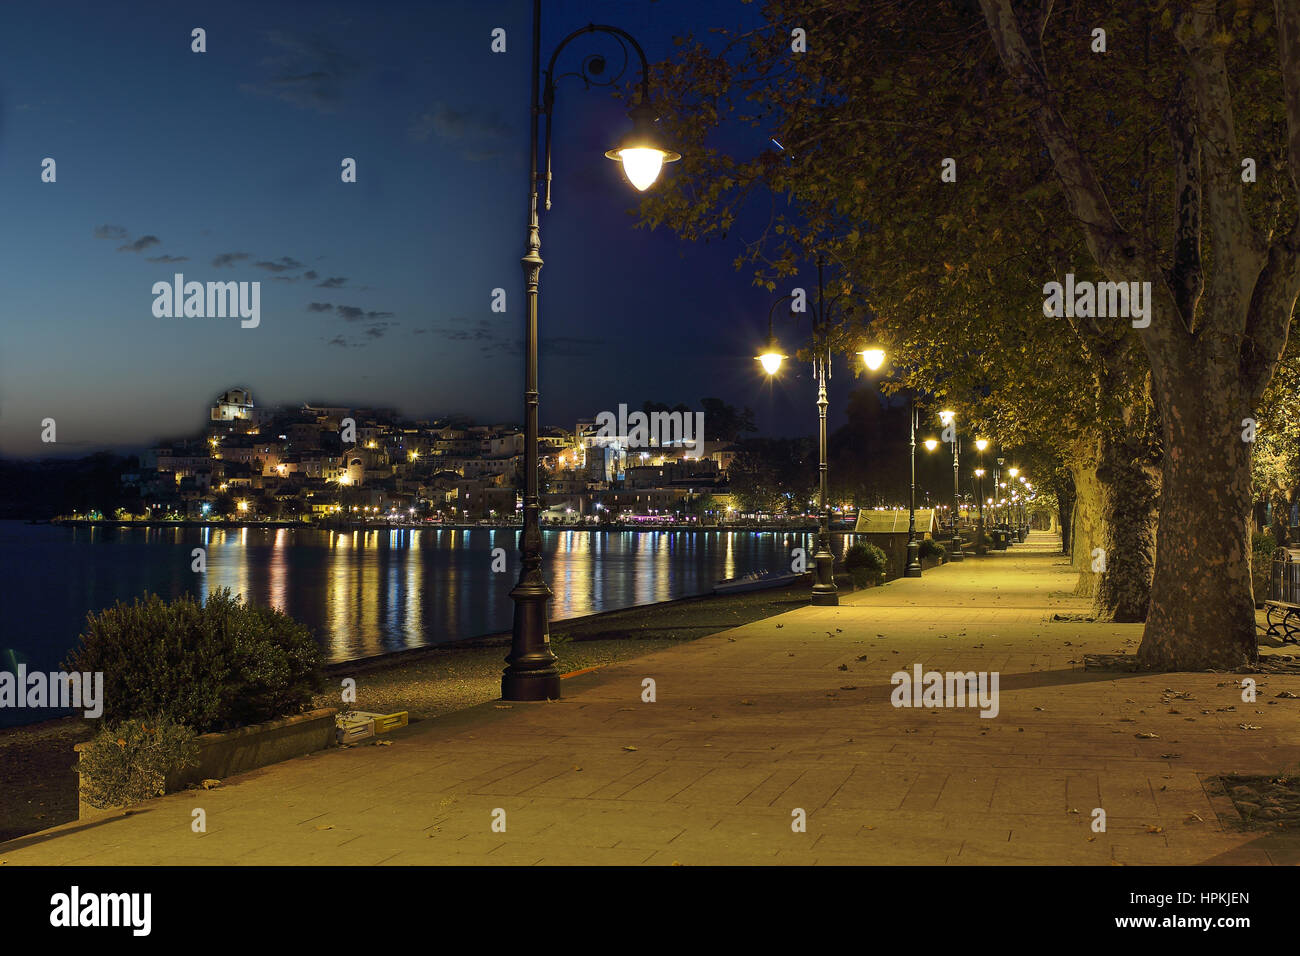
[712,570,801,595]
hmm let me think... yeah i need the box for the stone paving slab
[3,531,1298,865]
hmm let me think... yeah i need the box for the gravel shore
[0,579,813,844]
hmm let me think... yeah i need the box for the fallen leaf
[623,745,638,751]
[201,778,221,790]
[1135,732,1160,739]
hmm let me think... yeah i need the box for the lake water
[0,521,831,726]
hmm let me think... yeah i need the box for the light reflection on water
[1,522,851,673]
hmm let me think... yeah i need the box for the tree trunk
[1055,472,1075,555]
[1069,457,1105,599]
[1138,369,1257,669]
[1096,431,1159,623]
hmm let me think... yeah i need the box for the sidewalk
[4,531,1299,865]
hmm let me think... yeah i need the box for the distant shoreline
[38,518,849,534]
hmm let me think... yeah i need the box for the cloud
[304,270,319,280]
[410,102,509,143]
[240,30,359,113]
[307,302,334,313]
[147,254,189,263]
[435,319,495,342]
[117,235,161,253]
[93,225,128,240]
[212,252,251,268]
[316,276,347,288]
[409,102,510,160]
[326,335,348,347]
[337,306,394,322]
[364,325,388,339]
[255,256,304,273]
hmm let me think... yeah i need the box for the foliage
[78,715,198,809]
[844,541,888,587]
[725,436,816,513]
[1253,528,1278,560]
[919,538,945,561]
[66,588,323,734]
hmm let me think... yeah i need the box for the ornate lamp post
[758,257,879,605]
[505,0,680,701]
[974,438,989,555]
[936,410,964,562]
[904,397,923,577]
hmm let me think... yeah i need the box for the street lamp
[935,409,963,562]
[505,1,680,702]
[855,347,920,577]
[974,437,989,555]
[757,255,854,606]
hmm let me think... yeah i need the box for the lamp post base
[949,532,964,562]
[904,538,922,577]
[502,579,561,701]
[811,587,840,606]
[812,549,838,605]
[501,669,561,701]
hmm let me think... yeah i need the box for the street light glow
[758,349,786,375]
[860,347,886,371]
[604,104,681,191]
[975,437,989,451]
[939,409,955,425]
[923,438,939,451]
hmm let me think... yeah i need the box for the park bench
[1264,548,1300,643]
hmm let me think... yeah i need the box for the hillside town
[92,387,740,525]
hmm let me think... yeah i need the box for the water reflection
[3,522,836,671]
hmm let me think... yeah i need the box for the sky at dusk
[0,0,879,459]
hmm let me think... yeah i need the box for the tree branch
[1168,72,1203,333]
[1277,0,1300,203]
[975,0,1154,284]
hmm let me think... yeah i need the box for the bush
[919,538,945,561]
[844,542,888,588]
[78,715,198,809]
[65,588,323,734]
[1254,528,1278,560]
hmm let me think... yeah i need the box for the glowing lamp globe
[605,104,680,192]
[860,347,886,371]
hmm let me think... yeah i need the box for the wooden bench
[1264,548,1300,643]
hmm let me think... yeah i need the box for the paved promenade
[5,532,1299,865]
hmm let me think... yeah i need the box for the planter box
[76,707,338,820]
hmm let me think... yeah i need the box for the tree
[640,0,1300,666]
[977,0,1300,667]
[639,0,1161,623]
[700,397,758,442]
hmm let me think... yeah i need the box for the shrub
[919,538,945,561]
[65,588,323,734]
[1254,529,1278,560]
[78,715,198,809]
[844,541,888,588]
